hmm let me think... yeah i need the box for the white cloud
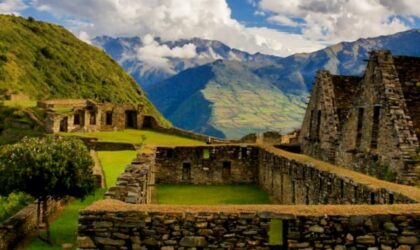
[268,15,299,27]
[30,0,325,56]
[258,0,417,42]
[78,31,92,44]
[0,0,27,14]
[136,34,197,72]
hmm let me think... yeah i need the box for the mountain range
[95,29,420,138]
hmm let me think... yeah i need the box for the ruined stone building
[37,99,157,133]
[300,51,420,185]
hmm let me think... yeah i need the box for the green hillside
[149,60,307,138]
[0,15,169,126]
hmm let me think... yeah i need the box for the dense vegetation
[0,192,33,223]
[0,14,169,126]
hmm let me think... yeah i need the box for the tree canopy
[0,136,95,200]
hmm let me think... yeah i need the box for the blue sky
[1,0,420,56]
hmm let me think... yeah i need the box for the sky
[1,0,420,57]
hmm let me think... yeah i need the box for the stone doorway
[182,162,191,182]
[59,117,68,132]
[125,110,138,128]
[142,116,154,129]
[222,161,231,181]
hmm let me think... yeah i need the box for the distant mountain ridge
[93,36,278,90]
[96,29,420,138]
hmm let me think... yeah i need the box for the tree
[0,136,95,244]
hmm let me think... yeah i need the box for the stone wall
[336,51,419,185]
[258,147,415,205]
[77,200,420,250]
[300,51,419,185]
[105,147,155,204]
[155,145,259,184]
[0,199,61,250]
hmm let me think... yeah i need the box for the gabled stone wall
[336,51,419,185]
[300,51,419,185]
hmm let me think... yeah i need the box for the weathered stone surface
[399,236,418,245]
[77,237,96,248]
[384,222,399,232]
[95,237,125,246]
[356,235,376,245]
[179,236,208,247]
[309,225,324,233]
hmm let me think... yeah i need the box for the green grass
[156,184,271,204]
[157,184,283,245]
[60,129,205,146]
[2,100,37,108]
[0,192,33,223]
[27,189,105,250]
[97,150,137,187]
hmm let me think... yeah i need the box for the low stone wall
[155,145,259,184]
[259,147,416,205]
[105,147,155,204]
[64,136,137,151]
[77,200,420,250]
[0,199,61,250]
[152,125,230,143]
[90,150,106,188]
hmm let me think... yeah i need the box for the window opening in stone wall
[315,110,322,140]
[74,112,81,125]
[90,111,96,125]
[305,185,310,205]
[370,193,376,204]
[222,161,231,180]
[291,180,296,204]
[125,110,137,128]
[182,162,191,181]
[59,117,68,132]
[356,108,364,148]
[241,147,248,158]
[203,149,210,159]
[142,115,154,129]
[106,111,113,125]
[389,193,394,204]
[353,185,358,203]
[166,149,173,158]
[309,109,314,139]
[370,106,381,149]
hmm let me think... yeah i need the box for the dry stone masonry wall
[105,147,156,204]
[300,51,420,185]
[155,145,259,185]
[77,200,420,250]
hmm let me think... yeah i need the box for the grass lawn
[60,129,205,146]
[156,184,283,245]
[97,150,137,187]
[2,100,37,108]
[27,189,105,250]
[156,184,271,204]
